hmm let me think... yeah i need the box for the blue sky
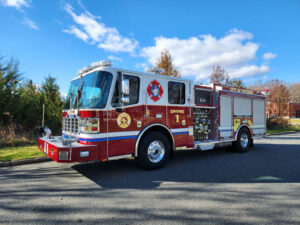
[1,0,300,94]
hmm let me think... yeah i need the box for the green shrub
[267,117,288,129]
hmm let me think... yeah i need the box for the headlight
[79,118,100,133]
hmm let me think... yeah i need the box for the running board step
[194,143,215,151]
[194,139,234,151]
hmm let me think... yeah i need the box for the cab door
[107,73,143,157]
[167,80,193,148]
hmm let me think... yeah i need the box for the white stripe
[253,125,265,128]
[170,128,189,133]
[80,131,140,139]
[219,126,233,130]
[73,128,190,139]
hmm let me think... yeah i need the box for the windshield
[63,71,113,109]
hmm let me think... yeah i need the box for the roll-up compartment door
[234,97,252,116]
[220,95,232,138]
[253,99,266,134]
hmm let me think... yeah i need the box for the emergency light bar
[145,67,164,74]
[262,89,270,95]
[77,66,92,76]
[91,60,112,68]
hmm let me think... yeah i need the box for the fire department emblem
[117,112,131,129]
[147,80,163,102]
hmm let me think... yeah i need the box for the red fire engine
[38,60,266,169]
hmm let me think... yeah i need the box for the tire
[233,128,251,153]
[137,131,171,170]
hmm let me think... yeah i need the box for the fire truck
[38,60,266,169]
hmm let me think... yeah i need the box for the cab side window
[111,74,140,107]
[168,81,185,104]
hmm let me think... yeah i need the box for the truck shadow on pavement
[72,142,300,189]
[0,142,300,224]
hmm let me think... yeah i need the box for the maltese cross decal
[147,80,163,102]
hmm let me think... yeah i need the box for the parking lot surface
[0,133,300,224]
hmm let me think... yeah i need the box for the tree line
[0,57,62,144]
[1,51,298,144]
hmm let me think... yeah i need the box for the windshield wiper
[72,80,84,109]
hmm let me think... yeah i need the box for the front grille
[62,117,79,134]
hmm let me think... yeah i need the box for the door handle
[116,107,123,113]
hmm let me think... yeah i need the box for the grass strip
[267,126,300,135]
[0,145,45,162]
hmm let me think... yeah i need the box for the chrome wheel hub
[240,133,249,148]
[147,140,165,163]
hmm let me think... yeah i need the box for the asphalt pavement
[0,133,300,224]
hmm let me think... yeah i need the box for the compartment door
[220,95,233,139]
[253,99,266,134]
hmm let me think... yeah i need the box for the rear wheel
[137,131,170,170]
[233,128,251,152]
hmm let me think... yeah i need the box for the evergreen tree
[15,80,42,130]
[40,76,63,134]
[0,57,22,127]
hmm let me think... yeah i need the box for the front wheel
[137,131,170,170]
[233,128,251,153]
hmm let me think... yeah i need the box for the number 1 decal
[175,114,179,123]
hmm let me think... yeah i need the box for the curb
[266,131,299,136]
[0,157,52,168]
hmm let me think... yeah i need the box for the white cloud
[63,25,88,42]
[61,92,67,99]
[63,3,138,53]
[23,17,38,30]
[263,52,277,60]
[136,62,147,69]
[229,65,270,78]
[1,0,30,9]
[141,29,271,80]
[108,55,123,61]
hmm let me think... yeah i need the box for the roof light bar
[77,65,92,76]
[91,60,112,68]
[145,67,164,74]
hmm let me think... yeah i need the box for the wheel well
[235,125,251,140]
[135,125,174,157]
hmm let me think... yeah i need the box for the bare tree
[209,65,230,85]
[266,80,290,117]
[289,83,300,103]
[229,79,246,88]
[156,49,181,77]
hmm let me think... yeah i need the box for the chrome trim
[134,123,175,157]
[175,146,194,151]
[194,106,216,109]
[147,140,165,163]
[108,154,132,161]
[235,124,251,140]
[194,139,234,147]
[240,133,249,148]
[194,87,212,92]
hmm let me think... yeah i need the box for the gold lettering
[170,109,184,114]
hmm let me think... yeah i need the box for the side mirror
[121,96,129,104]
[122,79,129,96]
